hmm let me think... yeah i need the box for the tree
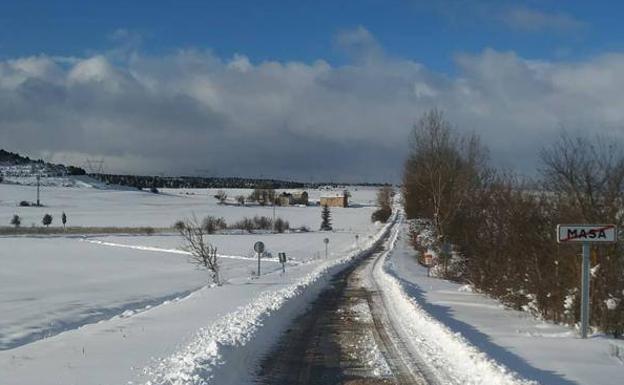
[250,187,275,206]
[320,205,332,231]
[177,217,221,285]
[61,212,67,229]
[402,109,486,242]
[371,186,393,223]
[42,213,52,227]
[540,132,624,336]
[214,190,227,204]
[236,195,246,205]
[10,214,21,228]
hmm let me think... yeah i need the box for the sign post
[254,241,265,277]
[278,252,287,274]
[557,224,617,338]
[323,238,329,259]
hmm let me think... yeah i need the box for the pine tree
[42,213,52,227]
[320,205,332,231]
[62,212,67,229]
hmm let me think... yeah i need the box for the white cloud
[501,6,586,33]
[1,28,624,181]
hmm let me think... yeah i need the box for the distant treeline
[90,173,392,190]
[90,173,306,189]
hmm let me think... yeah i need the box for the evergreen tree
[320,205,332,231]
[62,212,67,228]
[10,214,21,228]
[42,213,52,227]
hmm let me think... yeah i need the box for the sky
[1,0,624,182]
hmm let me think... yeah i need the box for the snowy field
[0,182,383,384]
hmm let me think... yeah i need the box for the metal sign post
[557,224,617,339]
[254,241,265,277]
[323,238,329,259]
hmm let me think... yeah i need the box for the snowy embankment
[143,211,398,385]
[381,221,624,385]
[374,219,535,385]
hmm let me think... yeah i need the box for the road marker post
[323,238,329,259]
[278,252,287,274]
[557,224,617,338]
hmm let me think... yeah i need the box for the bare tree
[403,109,487,241]
[214,190,227,204]
[177,216,221,285]
[371,186,393,223]
[540,131,624,223]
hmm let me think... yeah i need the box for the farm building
[277,190,309,206]
[320,191,349,208]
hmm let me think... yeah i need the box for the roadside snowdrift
[376,221,536,385]
[143,212,398,385]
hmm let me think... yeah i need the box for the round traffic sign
[323,238,330,244]
[254,241,265,253]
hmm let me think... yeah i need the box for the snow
[383,220,624,385]
[0,184,385,385]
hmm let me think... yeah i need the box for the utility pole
[36,174,41,206]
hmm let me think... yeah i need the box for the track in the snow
[256,241,430,385]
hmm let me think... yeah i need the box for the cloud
[501,6,586,33]
[420,1,587,35]
[1,28,624,182]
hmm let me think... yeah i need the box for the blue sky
[2,1,624,181]
[0,0,617,72]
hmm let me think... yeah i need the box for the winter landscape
[3,2,624,385]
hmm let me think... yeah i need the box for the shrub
[202,216,227,234]
[19,201,30,207]
[42,214,53,227]
[10,214,21,228]
[274,217,290,233]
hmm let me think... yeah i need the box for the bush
[150,187,159,194]
[228,216,289,233]
[231,217,255,232]
[19,201,30,207]
[202,216,227,234]
[10,214,21,228]
[274,217,290,233]
[173,220,186,232]
[42,214,53,227]
[371,207,392,223]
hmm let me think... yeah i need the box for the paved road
[256,228,436,385]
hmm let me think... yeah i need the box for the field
[0,182,383,384]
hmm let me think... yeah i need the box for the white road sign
[557,224,617,243]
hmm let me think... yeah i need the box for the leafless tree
[371,186,393,223]
[177,216,221,285]
[403,109,487,241]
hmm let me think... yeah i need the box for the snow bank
[143,211,398,385]
[377,218,536,385]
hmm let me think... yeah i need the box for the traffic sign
[254,241,265,253]
[557,223,618,339]
[557,224,617,243]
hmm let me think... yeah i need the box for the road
[256,223,439,385]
